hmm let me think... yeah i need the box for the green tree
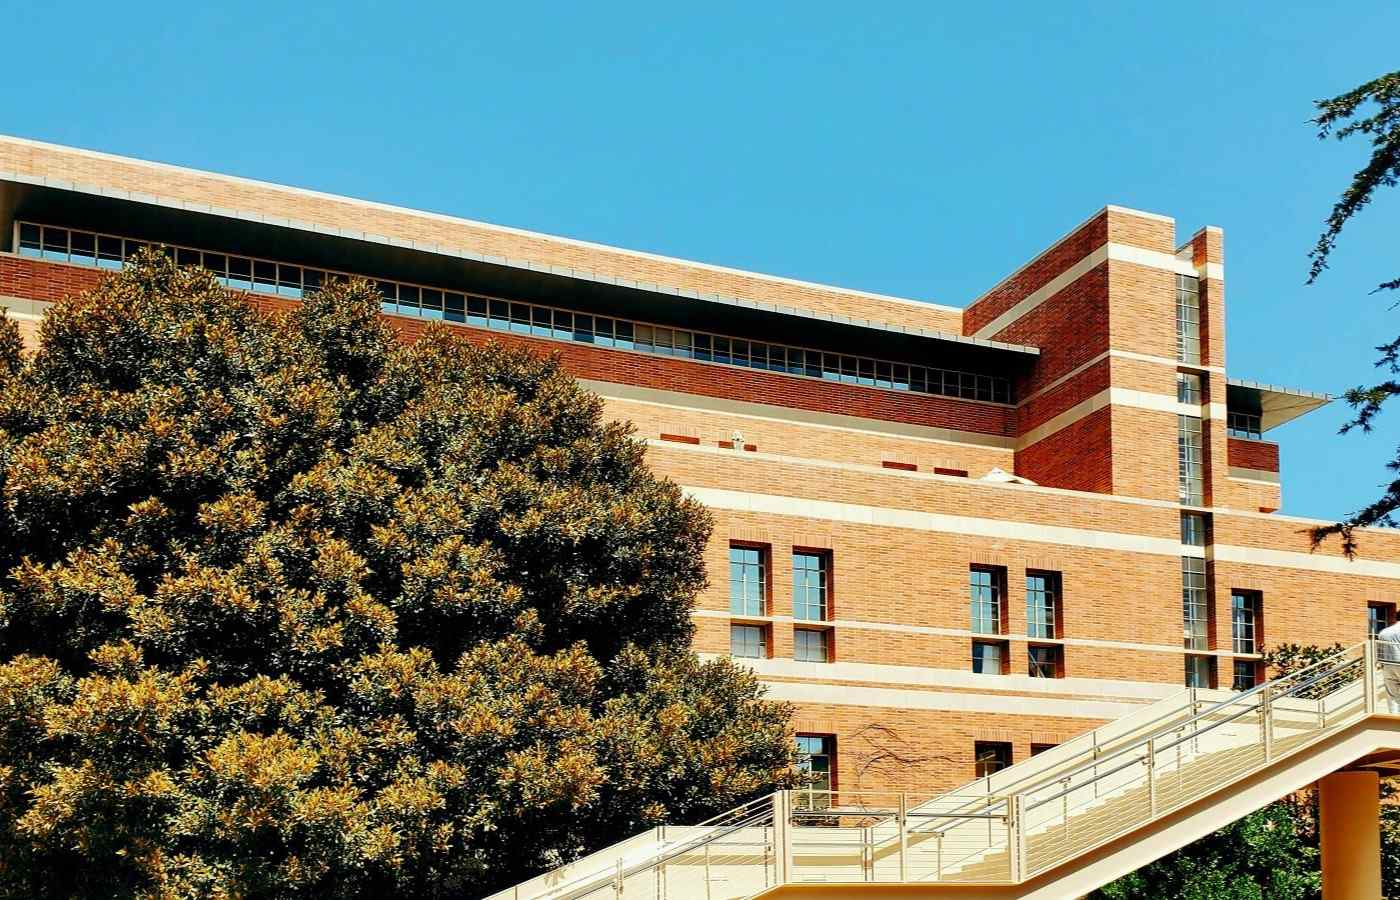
[1091,803,1321,900]
[0,253,796,899]
[1306,71,1400,551]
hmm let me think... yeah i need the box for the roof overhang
[0,175,1038,377]
[1227,378,1332,432]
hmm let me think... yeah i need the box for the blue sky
[7,1,1398,521]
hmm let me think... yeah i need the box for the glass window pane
[18,223,41,256]
[69,230,96,265]
[227,256,252,289]
[97,235,123,269]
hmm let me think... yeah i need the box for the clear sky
[6,1,1398,522]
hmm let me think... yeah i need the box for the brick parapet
[0,136,964,335]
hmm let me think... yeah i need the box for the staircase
[486,641,1394,899]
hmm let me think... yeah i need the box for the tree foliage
[1306,71,1400,551]
[0,253,796,898]
[1092,802,1321,900]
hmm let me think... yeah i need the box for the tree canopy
[1306,71,1400,550]
[0,253,795,899]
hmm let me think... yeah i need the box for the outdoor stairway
[486,642,1395,900]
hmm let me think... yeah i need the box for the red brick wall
[964,211,1108,335]
[1015,407,1114,494]
[2,255,1016,437]
[1228,437,1279,473]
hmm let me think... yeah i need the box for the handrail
[903,691,1198,836]
[1021,644,1363,806]
[518,793,778,900]
[495,640,1381,898]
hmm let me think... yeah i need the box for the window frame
[794,627,831,663]
[970,565,1007,635]
[974,741,1012,778]
[729,623,768,659]
[1026,570,1061,640]
[729,543,769,617]
[792,549,831,621]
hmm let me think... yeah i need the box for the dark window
[793,551,830,621]
[1369,603,1396,639]
[1031,743,1058,756]
[1029,644,1062,678]
[1228,411,1263,441]
[17,222,41,255]
[974,741,1012,778]
[729,545,767,616]
[1232,659,1260,692]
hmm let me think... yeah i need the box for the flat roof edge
[1,169,1039,358]
[0,134,964,316]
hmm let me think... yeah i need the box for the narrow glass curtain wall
[1182,557,1208,651]
[1176,274,1201,365]
[1178,415,1205,506]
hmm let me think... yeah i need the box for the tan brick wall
[0,137,964,336]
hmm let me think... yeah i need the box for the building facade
[2,135,1397,798]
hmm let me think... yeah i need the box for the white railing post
[1010,794,1027,882]
[772,790,792,885]
[897,791,908,882]
[1145,740,1157,818]
[1261,685,1274,763]
[614,858,624,898]
[1365,640,1377,716]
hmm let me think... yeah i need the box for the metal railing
[490,641,1387,898]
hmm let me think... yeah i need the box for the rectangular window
[1369,603,1396,639]
[1177,372,1202,404]
[1026,570,1060,639]
[793,551,830,621]
[974,741,1012,778]
[971,640,1005,675]
[1227,411,1262,440]
[1233,659,1260,692]
[1031,743,1058,756]
[730,624,767,659]
[1185,654,1215,688]
[1182,557,1208,651]
[1176,274,1201,365]
[17,222,41,256]
[729,545,767,617]
[1028,644,1062,678]
[1181,513,1207,547]
[1178,415,1204,506]
[1231,591,1259,655]
[970,566,1006,635]
[794,628,830,663]
[796,735,834,809]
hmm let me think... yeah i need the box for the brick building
[2,135,1396,798]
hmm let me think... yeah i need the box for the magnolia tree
[0,255,795,899]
